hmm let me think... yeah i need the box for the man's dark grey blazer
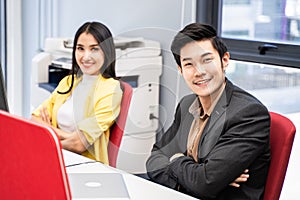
[146,79,270,200]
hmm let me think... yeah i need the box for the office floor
[279,112,300,200]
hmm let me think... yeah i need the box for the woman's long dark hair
[58,21,117,94]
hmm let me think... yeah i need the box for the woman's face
[75,32,105,75]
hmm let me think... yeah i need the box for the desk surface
[63,150,197,200]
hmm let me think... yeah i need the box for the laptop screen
[0,63,9,111]
[0,111,71,199]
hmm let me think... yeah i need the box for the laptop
[0,110,71,199]
[0,111,130,200]
[0,63,9,111]
[69,173,130,200]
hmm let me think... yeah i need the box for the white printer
[31,37,162,174]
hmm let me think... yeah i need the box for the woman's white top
[57,74,98,132]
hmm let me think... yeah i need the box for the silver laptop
[68,172,130,200]
[0,63,9,112]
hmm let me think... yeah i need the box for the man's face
[179,40,229,100]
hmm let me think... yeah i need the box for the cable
[149,113,165,142]
[65,161,97,168]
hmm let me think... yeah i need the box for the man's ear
[177,65,182,75]
[222,52,230,71]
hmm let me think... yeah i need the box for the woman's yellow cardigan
[32,74,123,165]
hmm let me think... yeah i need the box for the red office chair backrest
[264,112,296,200]
[108,81,133,167]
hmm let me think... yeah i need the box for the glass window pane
[226,60,300,114]
[222,0,300,44]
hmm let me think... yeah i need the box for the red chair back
[108,81,133,167]
[264,112,296,200]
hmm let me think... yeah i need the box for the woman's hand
[39,106,51,125]
[58,129,89,154]
[229,169,249,188]
[31,106,51,127]
[31,106,88,154]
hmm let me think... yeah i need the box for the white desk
[62,150,197,200]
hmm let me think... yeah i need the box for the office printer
[31,37,162,174]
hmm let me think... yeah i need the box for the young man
[146,23,270,199]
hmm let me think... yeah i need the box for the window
[223,0,250,5]
[196,0,300,115]
[223,0,300,44]
[221,0,300,68]
[226,61,300,114]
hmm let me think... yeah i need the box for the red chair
[264,112,296,200]
[108,81,133,168]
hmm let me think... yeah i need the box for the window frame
[196,0,300,69]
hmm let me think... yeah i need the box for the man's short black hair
[171,23,228,67]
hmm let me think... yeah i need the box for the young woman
[31,21,123,165]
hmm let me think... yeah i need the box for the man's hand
[229,169,249,188]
